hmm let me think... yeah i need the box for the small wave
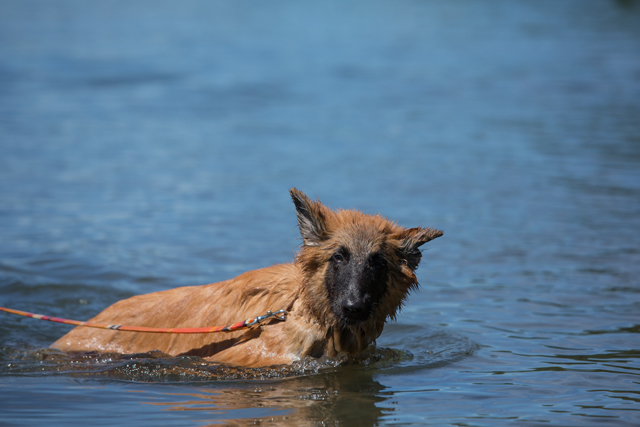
[1,324,475,382]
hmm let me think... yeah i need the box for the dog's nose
[342,297,367,320]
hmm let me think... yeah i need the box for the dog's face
[324,231,390,325]
[290,188,442,330]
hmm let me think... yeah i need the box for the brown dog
[51,189,442,367]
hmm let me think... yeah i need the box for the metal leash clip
[245,309,288,328]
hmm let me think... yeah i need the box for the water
[1,0,639,425]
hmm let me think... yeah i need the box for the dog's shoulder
[227,263,301,317]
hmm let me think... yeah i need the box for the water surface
[1,0,639,425]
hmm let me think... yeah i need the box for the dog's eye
[331,248,350,265]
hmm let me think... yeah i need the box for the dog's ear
[290,188,329,247]
[398,227,443,270]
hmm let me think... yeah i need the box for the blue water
[1,1,639,425]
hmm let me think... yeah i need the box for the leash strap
[0,306,287,334]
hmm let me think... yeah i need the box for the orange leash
[0,306,287,333]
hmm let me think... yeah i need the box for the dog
[51,189,442,367]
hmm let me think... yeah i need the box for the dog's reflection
[142,368,388,426]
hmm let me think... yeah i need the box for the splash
[1,345,414,382]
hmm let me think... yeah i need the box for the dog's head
[290,188,442,341]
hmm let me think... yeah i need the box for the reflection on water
[141,372,387,427]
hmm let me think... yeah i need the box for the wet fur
[51,189,442,367]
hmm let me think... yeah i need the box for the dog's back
[51,263,310,366]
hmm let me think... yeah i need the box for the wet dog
[51,189,442,367]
